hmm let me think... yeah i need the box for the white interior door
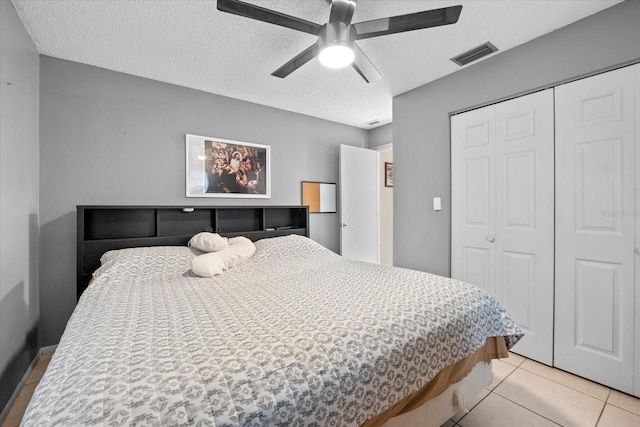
[340,144,379,263]
[451,89,555,365]
[555,65,637,395]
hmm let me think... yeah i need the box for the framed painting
[385,162,393,187]
[186,134,270,198]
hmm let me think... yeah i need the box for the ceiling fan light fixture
[217,0,463,82]
[318,21,356,69]
[319,43,354,69]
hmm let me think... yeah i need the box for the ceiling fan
[217,0,462,83]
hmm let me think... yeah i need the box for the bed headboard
[76,205,309,300]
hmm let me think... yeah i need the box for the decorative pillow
[191,236,256,277]
[188,232,228,252]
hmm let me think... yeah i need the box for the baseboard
[0,345,57,425]
[40,345,57,354]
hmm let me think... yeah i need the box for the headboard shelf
[77,205,309,300]
[217,208,263,232]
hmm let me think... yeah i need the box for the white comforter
[23,235,521,426]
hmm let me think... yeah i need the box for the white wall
[0,0,40,406]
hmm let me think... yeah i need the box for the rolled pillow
[188,232,228,252]
[192,251,227,277]
[191,236,256,277]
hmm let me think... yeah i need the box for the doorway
[339,144,393,265]
[378,146,393,266]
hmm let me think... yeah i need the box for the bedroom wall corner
[367,123,392,149]
[38,58,368,345]
[392,0,640,276]
[0,0,40,416]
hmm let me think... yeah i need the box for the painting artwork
[186,134,270,198]
[385,162,393,187]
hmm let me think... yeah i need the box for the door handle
[486,236,495,243]
[342,223,350,228]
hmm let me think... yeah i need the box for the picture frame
[186,134,270,198]
[301,181,337,213]
[385,162,393,187]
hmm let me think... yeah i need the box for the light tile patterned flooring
[2,352,52,427]
[3,352,640,426]
[445,352,640,427]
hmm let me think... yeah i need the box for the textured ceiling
[12,0,623,129]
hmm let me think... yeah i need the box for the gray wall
[0,0,40,404]
[368,123,392,149]
[39,57,368,345]
[393,0,640,276]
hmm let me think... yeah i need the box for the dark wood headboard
[77,205,309,300]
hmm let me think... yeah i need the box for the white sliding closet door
[494,91,555,364]
[452,89,555,364]
[555,65,637,395]
[451,105,496,296]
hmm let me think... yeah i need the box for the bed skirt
[366,336,508,427]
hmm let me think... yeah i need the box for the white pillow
[191,236,256,277]
[188,232,228,252]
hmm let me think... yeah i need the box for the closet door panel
[495,89,555,365]
[452,90,554,365]
[451,105,496,296]
[462,247,490,292]
[575,260,619,352]
[501,251,535,328]
[555,65,636,395]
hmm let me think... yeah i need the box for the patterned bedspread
[23,235,522,426]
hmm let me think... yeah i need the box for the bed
[22,206,522,426]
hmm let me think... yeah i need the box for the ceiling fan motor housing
[319,21,356,50]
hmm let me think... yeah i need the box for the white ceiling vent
[450,42,498,66]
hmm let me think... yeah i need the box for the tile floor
[1,352,52,427]
[445,352,640,427]
[2,351,640,427]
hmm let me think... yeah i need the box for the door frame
[376,144,393,266]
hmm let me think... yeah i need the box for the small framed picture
[186,134,270,198]
[385,162,393,187]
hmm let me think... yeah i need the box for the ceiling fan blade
[329,0,357,25]
[353,5,462,40]
[217,0,322,36]
[271,43,320,78]
[351,43,382,83]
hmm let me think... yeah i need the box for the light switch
[433,197,442,211]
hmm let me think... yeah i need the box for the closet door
[452,90,554,364]
[451,105,496,296]
[555,65,637,395]
[494,90,555,365]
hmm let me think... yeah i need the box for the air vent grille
[451,42,498,66]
